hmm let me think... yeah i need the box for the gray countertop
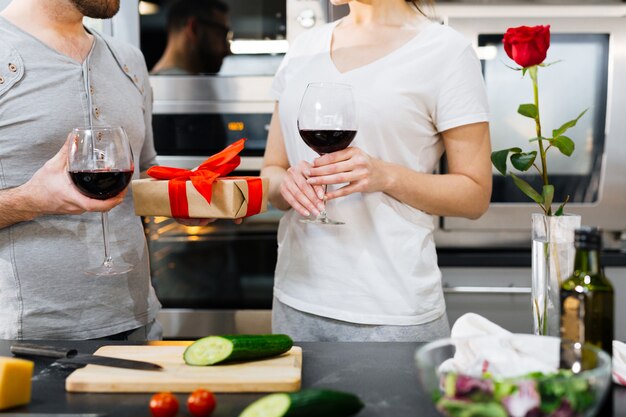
[1,340,624,417]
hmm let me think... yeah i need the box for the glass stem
[101,211,113,268]
[316,184,331,223]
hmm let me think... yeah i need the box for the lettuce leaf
[437,398,509,417]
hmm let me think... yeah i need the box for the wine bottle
[560,226,614,351]
[560,226,614,415]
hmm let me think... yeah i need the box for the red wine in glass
[298,129,357,155]
[69,170,134,200]
[297,83,358,225]
[67,126,135,276]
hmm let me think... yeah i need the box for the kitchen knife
[10,343,162,371]
[0,414,106,417]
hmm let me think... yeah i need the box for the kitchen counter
[437,248,626,268]
[1,340,625,417]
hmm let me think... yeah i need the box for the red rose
[503,25,551,68]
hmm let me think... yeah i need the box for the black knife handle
[10,343,78,359]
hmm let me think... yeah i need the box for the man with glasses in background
[151,0,232,75]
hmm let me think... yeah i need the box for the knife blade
[10,343,162,371]
[0,414,106,417]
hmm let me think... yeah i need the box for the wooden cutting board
[65,345,302,393]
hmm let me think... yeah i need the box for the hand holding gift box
[132,139,268,219]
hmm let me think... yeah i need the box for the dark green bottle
[560,226,613,416]
[560,226,614,353]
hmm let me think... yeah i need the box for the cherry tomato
[149,392,179,417]
[187,388,216,417]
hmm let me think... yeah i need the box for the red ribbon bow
[146,139,262,218]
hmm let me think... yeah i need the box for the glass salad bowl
[414,334,611,417]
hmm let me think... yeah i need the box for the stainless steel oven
[431,3,626,251]
[146,75,281,339]
[137,1,352,338]
[92,0,333,339]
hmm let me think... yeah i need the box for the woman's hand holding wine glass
[306,146,389,200]
[278,160,326,219]
[296,82,358,225]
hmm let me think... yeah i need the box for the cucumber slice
[183,334,294,366]
[239,389,364,417]
[239,393,291,417]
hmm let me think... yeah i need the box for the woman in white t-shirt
[261,0,492,341]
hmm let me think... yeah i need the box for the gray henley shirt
[0,16,161,339]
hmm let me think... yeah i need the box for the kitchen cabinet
[442,267,533,333]
[441,253,626,340]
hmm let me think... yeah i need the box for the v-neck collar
[327,18,436,76]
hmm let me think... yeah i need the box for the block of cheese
[0,356,34,410]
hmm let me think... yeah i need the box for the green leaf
[542,185,554,215]
[518,104,538,119]
[444,373,456,398]
[511,173,544,205]
[504,62,523,71]
[550,136,575,157]
[538,370,594,413]
[491,147,521,176]
[539,60,562,67]
[552,109,588,138]
[554,196,570,216]
[437,399,508,417]
[510,151,537,172]
[493,381,517,401]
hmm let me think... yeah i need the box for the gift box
[131,139,269,219]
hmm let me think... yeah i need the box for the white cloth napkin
[445,313,626,386]
[439,313,560,379]
[613,340,626,385]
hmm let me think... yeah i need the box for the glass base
[300,217,344,225]
[86,261,134,276]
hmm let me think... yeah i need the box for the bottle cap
[574,226,602,249]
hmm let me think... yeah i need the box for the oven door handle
[443,286,532,295]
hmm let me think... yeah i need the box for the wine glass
[67,126,135,276]
[297,82,358,225]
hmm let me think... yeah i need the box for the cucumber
[183,334,293,366]
[239,389,364,417]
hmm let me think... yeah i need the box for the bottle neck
[573,247,602,275]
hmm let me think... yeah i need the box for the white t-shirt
[270,20,489,326]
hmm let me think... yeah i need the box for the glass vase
[531,213,581,336]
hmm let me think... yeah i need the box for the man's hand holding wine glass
[21,138,126,217]
[67,126,135,276]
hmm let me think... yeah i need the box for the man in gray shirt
[0,0,162,339]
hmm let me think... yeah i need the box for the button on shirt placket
[132,73,144,94]
[1,62,18,86]
[84,60,98,126]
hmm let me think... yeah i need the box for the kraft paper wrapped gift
[131,139,269,219]
[132,176,268,219]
